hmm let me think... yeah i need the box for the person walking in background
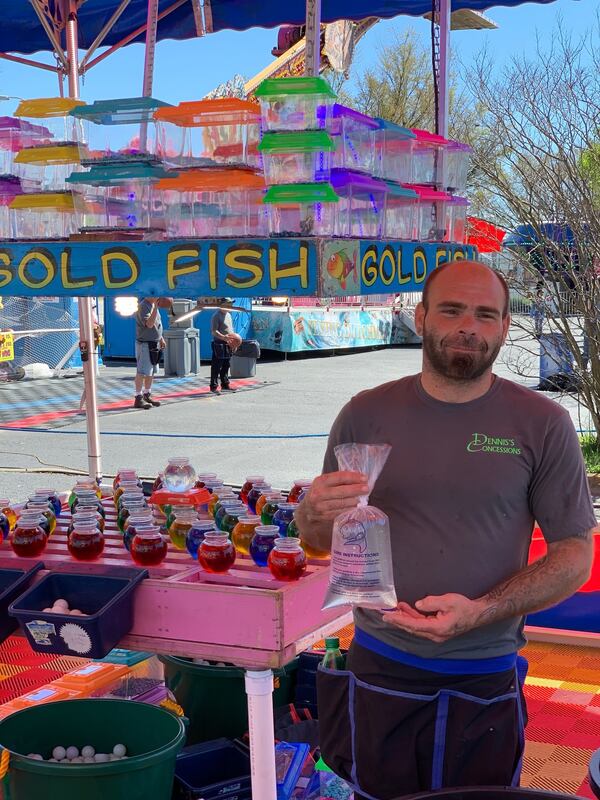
[133,297,169,409]
[210,300,241,394]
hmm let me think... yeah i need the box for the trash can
[159,655,297,744]
[230,339,260,379]
[164,328,201,377]
[539,333,576,391]
[0,699,185,800]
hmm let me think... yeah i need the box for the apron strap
[511,668,527,787]
[431,692,450,790]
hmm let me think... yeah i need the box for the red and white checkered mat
[0,635,87,705]
[0,629,595,796]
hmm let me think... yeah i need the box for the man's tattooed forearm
[485,556,548,601]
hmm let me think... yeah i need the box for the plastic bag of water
[322,443,397,611]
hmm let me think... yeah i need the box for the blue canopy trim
[5,0,558,57]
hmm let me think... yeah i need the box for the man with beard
[296,261,595,800]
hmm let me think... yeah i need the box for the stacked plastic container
[9,98,85,239]
[154,98,260,170]
[374,122,472,242]
[67,97,173,235]
[257,77,342,236]
[66,161,171,234]
[70,96,171,164]
[13,98,85,188]
[153,99,265,238]
[0,176,22,239]
[157,167,267,238]
[384,181,419,241]
[327,104,380,174]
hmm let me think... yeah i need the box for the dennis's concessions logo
[467,433,522,455]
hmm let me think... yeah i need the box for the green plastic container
[0,699,186,800]
[159,656,298,744]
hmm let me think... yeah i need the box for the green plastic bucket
[159,656,298,744]
[0,699,186,800]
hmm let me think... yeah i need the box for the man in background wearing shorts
[134,297,167,409]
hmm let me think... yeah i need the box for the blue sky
[0,0,592,114]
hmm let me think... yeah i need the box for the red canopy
[467,216,506,253]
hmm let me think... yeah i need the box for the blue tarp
[6,0,557,57]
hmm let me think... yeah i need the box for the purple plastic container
[329,168,388,237]
[319,104,379,173]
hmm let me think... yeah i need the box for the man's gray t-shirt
[211,310,233,341]
[135,300,162,343]
[323,374,595,660]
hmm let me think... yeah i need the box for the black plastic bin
[9,567,147,658]
[0,563,43,643]
[173,738,251,800]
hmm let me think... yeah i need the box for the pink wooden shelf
[1,501,351,668]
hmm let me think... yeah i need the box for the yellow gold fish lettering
[379,247,396,286]
[269,243,309,290]
[413,248,427,284]
[225,245,264,289]
[361,246,378,287]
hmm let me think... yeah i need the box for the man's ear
[501,313,511,344]
[414,302,425,337]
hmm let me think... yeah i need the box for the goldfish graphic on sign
[326,250,357,290]
[321,241,360,295]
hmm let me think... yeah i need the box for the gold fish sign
[0,331,14,363]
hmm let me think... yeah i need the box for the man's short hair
[422,261,510,318]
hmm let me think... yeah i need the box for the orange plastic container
[10,685,81,711]
[156,168,267,238]
[154,99,261,169]
[52,662,130,697]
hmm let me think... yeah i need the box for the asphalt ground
[0,326,593,502]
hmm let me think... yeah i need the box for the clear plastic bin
[263,183,339,236]
[70,96,171,164]
[157,168,267,238]
[326,104,379,174]
[413,185,452,242]
[14,98,84,143]
[67,161,170,233]
[445,140,472,193]
[258,131,335,185]
[374,119,416,184]
[330,169,388,238]
[446,195,469,243]
[154,99,261,170]
[14,144,82,191]
[0,177,23,238]
[9,191,78,239]
[256,76,336,132]
[412,128,448,187]
[98,649,165,700]
[14,98,85,189]
[0,116,51,177]
[384,181,418,240]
